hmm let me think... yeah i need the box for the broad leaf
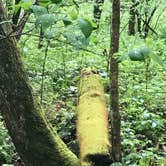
[77,18,94,38]
[35,14,55,29]
[62,17,72,26]
[64,33,89,49]
[139,47,151,58]
[16,0,32,11]
[149,52,164,67]
[140,46,164,67]
[69,8,78,20]
[128,49,145,61]
[51,0,62,3]
[39,0,51,7]
[30,5,48,17]
[44,30,56,39]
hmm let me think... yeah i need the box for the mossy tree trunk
[77,69,111,166]
[0,1,79,166]
[110,0,121,162]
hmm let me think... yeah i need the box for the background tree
[93,0,105,27]
[128,0,138,35]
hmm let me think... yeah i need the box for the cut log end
[86,153,111,166]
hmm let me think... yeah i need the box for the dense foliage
[0,0,165,165]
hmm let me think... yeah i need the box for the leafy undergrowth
[0,52,165,166]
[0,117,24,166]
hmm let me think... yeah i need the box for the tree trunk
[136,11,142,35]
[77,69,111,166]
[93,0,105,27]
[0,1,79,166]
[110,0,121,162]
[128,0,136,35]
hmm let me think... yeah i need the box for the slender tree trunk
[136,12,142,35]
[110,0,121,162]
[93,0,105,27]
[128,0,136,35]
[0,1,79,166]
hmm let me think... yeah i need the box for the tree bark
[128,0,136,35]
[110,0,121,162]
[77,69,111,166]
[0,1,79,166]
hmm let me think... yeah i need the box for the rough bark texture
[0,1,79,166]
[77,69,111,166]
[110,0,121,162]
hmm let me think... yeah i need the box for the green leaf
[149,52,164,67]
[44,30,56,39]
[51,0,62,4]
[35,14,55,29]
[128,49,145,61]
[62,17,72,26]
[139,46,164,67]
[16,0,32,11]
[139,47,151,58]
[30,5,48,17]
[39,0,51,7]
[91,36,99,45]
[69,8,78,20]
[64,33,89,49]
[77,18,94,38]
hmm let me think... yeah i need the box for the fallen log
[77,69,111,166]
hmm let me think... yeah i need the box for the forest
[0,0,165,166]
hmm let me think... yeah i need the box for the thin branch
[135,10,158,36]
[55,38,103,56]
[40,41,50,105]
[16,12,31,40]
[0,28,103,56]
[144,6,157,38]
[153,6,166,30]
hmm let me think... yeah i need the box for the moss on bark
[77,69,111,166]
[0,1,79,165]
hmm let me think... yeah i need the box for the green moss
[77,69,111,166]
[0,11,79,165]
[23,96,79,166]
[79,74,104,96]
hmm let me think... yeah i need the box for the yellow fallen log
[77,69,111,166]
